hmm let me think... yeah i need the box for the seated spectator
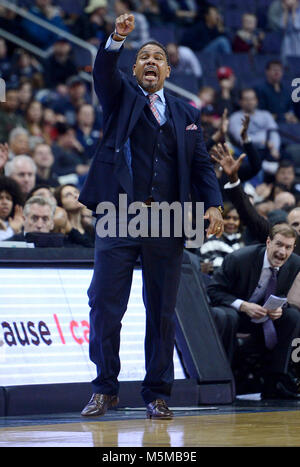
[54,183,95,246]
[6,195,55,240]
[199,202,244,276]
[41,107,60,143]
[51,122,89,179]
[0,8,22,55]
[232,12,264,54]
[0,175,24,241]
[207,223,300,399]
[51,76,89,126]
[138,0,163,27]
[27,183,56,203]
[268,0,300,57]
[0,86,25,143]
[114,0,150,49]
[0,38,12,82]
[32,143,59,188]
[43,38,78,89]
[4,155,37,198]
[74,104,102,161]
[159,0,198,26]
[8,128,30,159]
[21,0,69,50]
[25,100,45,138]
[181,4,231,54]
[274,160,300,202]
[255,60,298,123]
[17,80,34,116]
[11,49,44,89]
[273,191,296,210]
[228,88,280,159]
[214,67,239,117]
[166,42,203,86]
[72,0,111,46]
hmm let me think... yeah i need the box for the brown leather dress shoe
[81,393,119,416]
[146,399,173,420]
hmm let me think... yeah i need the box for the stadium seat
[167,71,199,95]
[261,31,283,54]
[149,25,177,45]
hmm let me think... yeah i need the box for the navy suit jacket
[79,43,223,213]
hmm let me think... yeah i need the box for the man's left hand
[267,306,283,321]
[204,206,224,238]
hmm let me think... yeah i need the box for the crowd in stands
[1,0,300,395]
[0,0,300,257]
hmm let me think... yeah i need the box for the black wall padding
[2,379,200,416]
[0,387,5,416]
[175,251,235,403]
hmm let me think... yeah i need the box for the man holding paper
[207,223,300,399]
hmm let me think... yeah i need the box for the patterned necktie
[148,93,161,125]
[262,267,278,350]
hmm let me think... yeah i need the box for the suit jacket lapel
[247,247,265,299]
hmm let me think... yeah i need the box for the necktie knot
[148,93,159,104]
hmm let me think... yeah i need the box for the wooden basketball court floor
[1,398,300,447]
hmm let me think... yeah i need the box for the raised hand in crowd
[211,108,229,145]
[240,113,250,143]
[211,143,246,183]
[8,204,24,235]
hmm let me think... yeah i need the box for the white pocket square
[186,123,198,131]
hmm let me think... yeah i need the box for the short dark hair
[266,60,283,70]
[277,159,295,170]
[239,88,257,99]
[54,183,78,207]
[269,222,297,241]
[136,41,170,66]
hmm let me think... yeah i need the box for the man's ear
[132,64,136,76]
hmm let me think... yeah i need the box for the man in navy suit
[80,14,224,419]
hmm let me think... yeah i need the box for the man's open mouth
[144,68,158,79]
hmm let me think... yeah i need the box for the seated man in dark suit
[207,223,300,399]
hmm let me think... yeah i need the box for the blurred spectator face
[255,200,275,218]
[36,0,51,9]
[274,191,296,210]
[275,166,295,188]
[43,107,56,125]
[240,89,258,113]
[18,82,33,107]
[223,208,240,234]
[53,41,71,63]
[32,144,54,170]
[288,208,300,236]
[58,128,76,148]
[4,90,19,112]
[77,104,95,126]
[18,51,31,69]
[10,132,30,156]
[24,203,54,233]
[27,101,43,123]
[11,159,36,195]
[242,14,257,33]
[205,7,220,27]
[266,63,283,85]
[199,86,215,105]
[166,43,179,67]
[32,186,55,201]
[115,0,130,15]
[0,190,13,220]
[0,38,7,59]
[69,82,86,101]
[60,185,82,212]
[283,0,298,9]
